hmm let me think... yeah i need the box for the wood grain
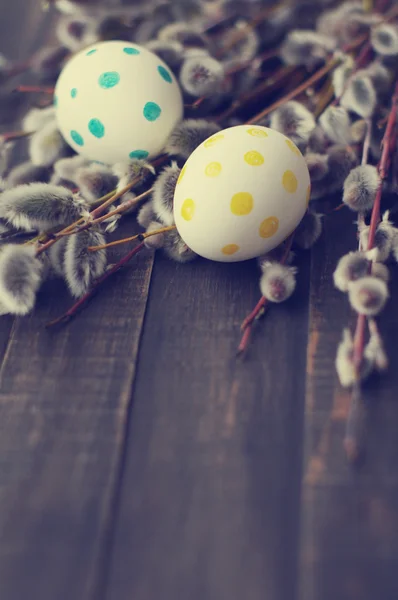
[0,5,155,598]
[105,250,310,600]
[299,207,398,600]
[0,226,155,600]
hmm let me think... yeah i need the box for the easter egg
[54,41,183,164]
[174,125,311,262]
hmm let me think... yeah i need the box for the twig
[247,57,341,124]
[216,65,296,122]
[46,241,146,328]
[237,232,295,355]
[88,225,176,252]
[55,187,154,237]
[13,85,55,94]
[36,155,167,256]
[35,178,143,254]
[1,130,34,142]
[351,83,398,383]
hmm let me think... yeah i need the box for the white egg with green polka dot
[54,40,183,164]
[174,125,311,262]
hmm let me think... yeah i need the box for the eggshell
[174,125,311,262]
[54,40,183,164]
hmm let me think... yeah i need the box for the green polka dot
[53,95,58,107]
[86,49,97,56]
[98,71,120,89]
[129,150,149,160]
[71,88,77,98]
[123,47,140,55]
[70,130,84,146]
[88,118,105,139]
[157,65,172,83]
[143,102,161,122]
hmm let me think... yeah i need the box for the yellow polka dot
[205,161,222,177]
[282,170,298,193]
[222,244,240,255]
[204,134,224,148]
[244,150,264,166]
[177,164,187,185]
[306,184,311,205]
[181,198,195,221]
[285,138,301,157]
[247,128,268,138]
[259,216,279,238]
[230,192,254,216]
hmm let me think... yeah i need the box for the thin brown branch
[36,154,167,256]
[237,232,295,355]
[247,57,341,124]
[216,65,296,123]
[1,130,34,142]
[352,81,398,373]
[88,225,176,252]
[46,241,146,328]
[14,85,55,94]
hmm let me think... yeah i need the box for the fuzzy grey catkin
[145,39,185,70]
[137,201,156,229]
[0,244,43,315]
[112,159,155,191]
[221,20,260,70]
[364,61,391,95]
[144,221,166,250]
[180,55,225,97]
[269,101,316,147]
[310,145,359,201]
[335,328,373,388]
[53,155,91,183]
[359,212,394,261]
[22,106,56,133]
[165,119,221,159]
[259,262,297,303]
[163,229,197,263]
[341,73,376,119]
[152,162,180,226]
[371,24,398,57]
[0,183,86,231]
[343,165,379,212]
[64,228,107,298]
[319,106,351,144]
[29,121,69,168]
[280,30,335,67]
[348,276,388,316]
[331,54,354,97]
[48,236,68,277]
[157,22,209,49]
[305,153,328,181]
[75,163,118,202]
[7,162,51,187]
[294,211,322,249]
[333,251,369,292]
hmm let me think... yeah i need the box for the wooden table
[1,3,398,599]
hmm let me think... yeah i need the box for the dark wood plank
[0,5,156,599]
[0,0,49,366]
[0,227,154,600]
[105,250,310,600]
[299,208,398,600]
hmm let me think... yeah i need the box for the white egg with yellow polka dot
[54,40,183,164]
[174,125,311,262]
